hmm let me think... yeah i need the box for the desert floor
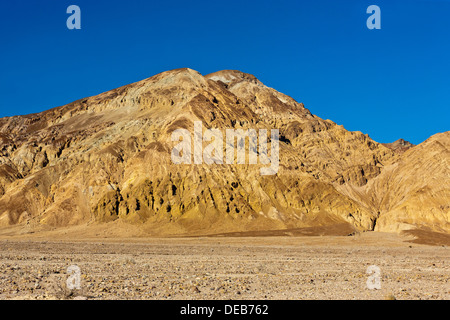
[0,229,449,300]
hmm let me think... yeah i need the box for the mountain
[0,68,448,236]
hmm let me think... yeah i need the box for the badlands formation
[0,68,448,237]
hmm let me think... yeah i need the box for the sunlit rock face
[0,68,448,236]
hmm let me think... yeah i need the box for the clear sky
[0,0,449,144]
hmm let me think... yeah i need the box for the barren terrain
[0,231,448,300]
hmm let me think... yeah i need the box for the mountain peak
[148,68,206,87]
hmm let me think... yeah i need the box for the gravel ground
[0,232,448,300]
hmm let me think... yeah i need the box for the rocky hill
[0,68,448,236]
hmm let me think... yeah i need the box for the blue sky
[0,0,449,144]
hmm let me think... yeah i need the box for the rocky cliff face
[0,68,448,235]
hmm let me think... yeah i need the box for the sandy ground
[0,231,448,300]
